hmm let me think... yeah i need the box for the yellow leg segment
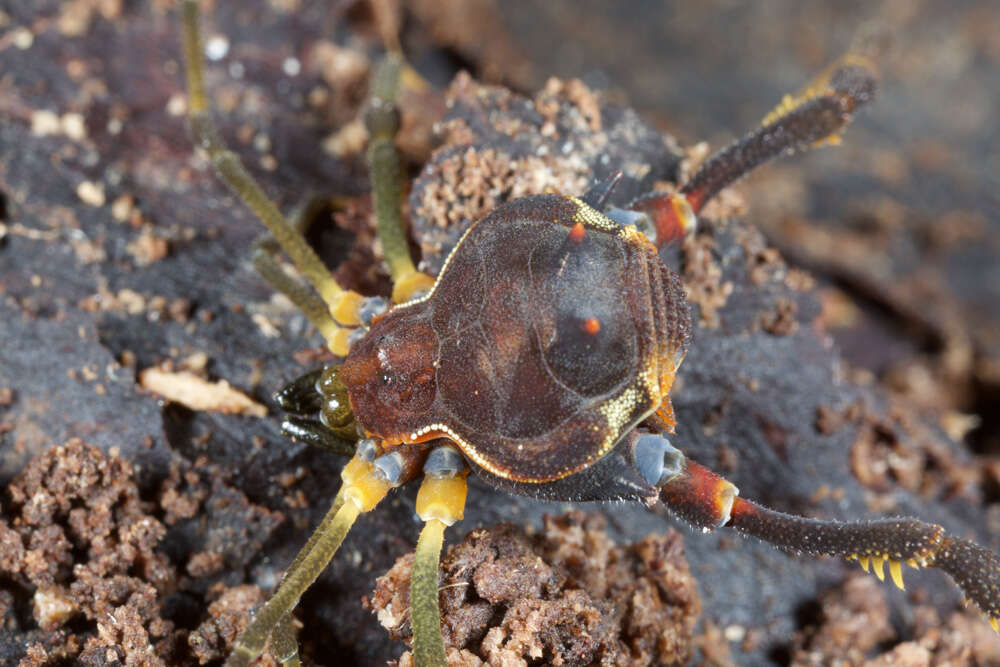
[271,614,300,666]
[225,458,390,666]
[413,519,448,667]
[411,473,468,667]
[365,54,435,305]
[251,242,344,346]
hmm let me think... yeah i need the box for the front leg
[657,458,1000,629]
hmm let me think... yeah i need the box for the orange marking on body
[658,460,739,528]
[569,221,586,242]
[583,317,601,335]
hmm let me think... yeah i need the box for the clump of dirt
[0,439,178,664]
[836,398,982,509]
[409,73,681,274]
[760,297,799,336]
[187,584,271,665]
[679,231,732,329]
[790,574,894,665]
[0,440,285,666]
[369,511,700,666]
[790,572,1000,665]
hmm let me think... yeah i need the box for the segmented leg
[657,460,1000,630]
[225,452,394,667]
[226,499,362,667]
[181,0,362,354]
[270,614,300,667]
[252,243,351,352]
[728,497,1000,629]
[267,488,350,667]
[412,447,469,667]
[250,196,361,353]
[630,52,878,247]
[412,521,448,666]
[364,55,435,304]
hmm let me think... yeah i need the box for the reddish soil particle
[370,511,700,666]
[186,550,225,578]
[535,77,605,134]
[747,247,783,287]
[18,644,49,667]
[791,574,894,665]
[693,621,737,667]
[77,286,192,325]
[126,226,170,266]
[78,604,167,667]
[784,268,816,292]
[159,469,205,526]
[0,387,13,406]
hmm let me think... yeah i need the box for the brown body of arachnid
[341,193,690,486]
[176,3,1000,664]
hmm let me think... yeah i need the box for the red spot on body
[583,317,601,335]
[568,221,586,242]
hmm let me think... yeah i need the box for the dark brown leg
[658,460,1000,629]
[631,54,877,247]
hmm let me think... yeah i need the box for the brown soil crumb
[843,399,980,506]
[77,284,191,324]
[369,511,700,666]
[693,620,737,667]
[188,585,277,666]
[138,367,268,417]
[791,573,1000,665]
[410,72,679,274]
[0,441,286,665]
[760,297,799,336]
[815,405,846,436]
[0,439,177,664]
[681,232,732,329]
[126,226,170,266]
[791,574,894,665]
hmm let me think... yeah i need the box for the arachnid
[179,2,1000,665]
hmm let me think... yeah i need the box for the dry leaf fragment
[139,368,267,417]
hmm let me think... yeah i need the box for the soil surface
[1,1,998,665]
[370,512,700,666]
